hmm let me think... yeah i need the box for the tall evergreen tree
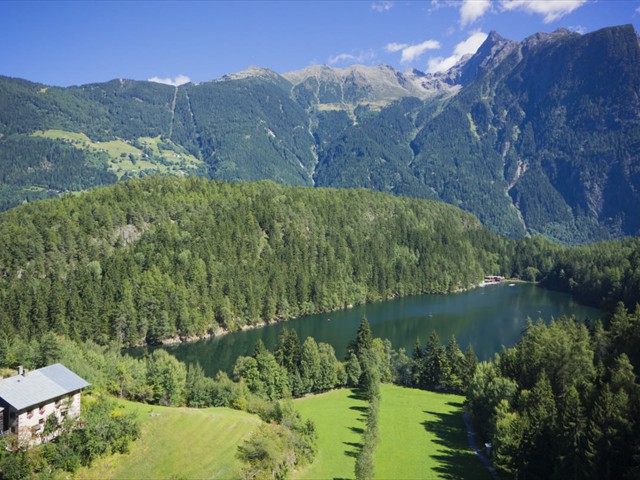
[462,343,479,385]
[345,352,362,387]
[422,330,446,389]
[275,327,301,375]
[411,338,423,388]
[586,384,632,479]
[554,385,587,480]
[300,337,322,393]
[351,316,373,361]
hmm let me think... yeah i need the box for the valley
[2,25,639,243]
[0,176,638,478]
[0,6,639,479]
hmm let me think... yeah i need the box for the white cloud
[371,1,394,12]
[386,39,441,63]
[401,40,441,63]
[636,6,640,15]
[328,53,356,65]
[148,74,191,86]
[568,25,587,34]
[428,0,458,13]
[427,31,488,73]
[328,50,376,65]
[500,0,587,24]
[385,42,409,53]
[460,0,492,26]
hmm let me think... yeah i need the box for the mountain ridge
[0,24,638,244]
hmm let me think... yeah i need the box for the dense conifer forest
[1,25,639,243]
[0,176,639,479]
[0,176,500,346]
[0,176,638,348]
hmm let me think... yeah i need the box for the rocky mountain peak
[284,64,446,104]
[217,66,283,83]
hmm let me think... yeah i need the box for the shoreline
[138,278,519,349]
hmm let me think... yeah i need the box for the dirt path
[463,412,497,479]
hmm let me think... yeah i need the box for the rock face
[308,24,640,243]
[283,64,449,106]
[0,24,639,244]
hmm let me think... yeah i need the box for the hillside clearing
[293,389,368,479]
[294,385,491,480]
[32,130,202,178]
[73,400,260,480]
[375,385,491,480]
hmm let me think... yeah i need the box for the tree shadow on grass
[347,389,367,401]
[343,388,368,462]
[349,405,368,413]
[422,406,491,480]
[343,441,363,458]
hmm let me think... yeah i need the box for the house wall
[15,391,83,446]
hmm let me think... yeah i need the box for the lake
[146,283,601,377]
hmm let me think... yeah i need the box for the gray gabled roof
[0,364,89,411]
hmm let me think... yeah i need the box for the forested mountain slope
[313,25,640,242]
[1,176,639,348]
[0,177,501,346]
[1,25,638,244]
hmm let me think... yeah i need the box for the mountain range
[0,24,638,244]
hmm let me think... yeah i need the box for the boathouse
[0,364,89,446]
[483,275,504,284]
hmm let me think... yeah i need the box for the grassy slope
[294,389,368,480]
[74,385,490,480]
[376,385,491,480]
[33,130,202,178]
[294,386,491,480]
[73,400,260,480]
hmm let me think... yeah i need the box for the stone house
[0,363,89,446]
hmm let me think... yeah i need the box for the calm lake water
[146,283,601,377]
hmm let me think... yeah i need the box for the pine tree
[462,343,479,385]
[300,337,321,393]
[522,373,557,479]
[586,383,632,479]
[38,331,61,367]
[444,335,465,391]
[352,317,373,360]
[422,331,445,389]
[493,399,526,476]
[345,353,362,387]
[274,327,301,375]
[554,385,587,480]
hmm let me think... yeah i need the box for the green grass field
[294,385,491,480]
[294,389,368,479]
[73,385,489,480]
[73,400,260,480]
[375,385,491,480]
[33,130,202,179]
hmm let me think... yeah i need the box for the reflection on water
[136,283,601,377]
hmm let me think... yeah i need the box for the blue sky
[1,1,639,86]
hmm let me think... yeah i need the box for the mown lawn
[375,384,491,480]
[73,400,260,480]
[73,386,490,480]
[294,385,491,480]
[294,389,368,479]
